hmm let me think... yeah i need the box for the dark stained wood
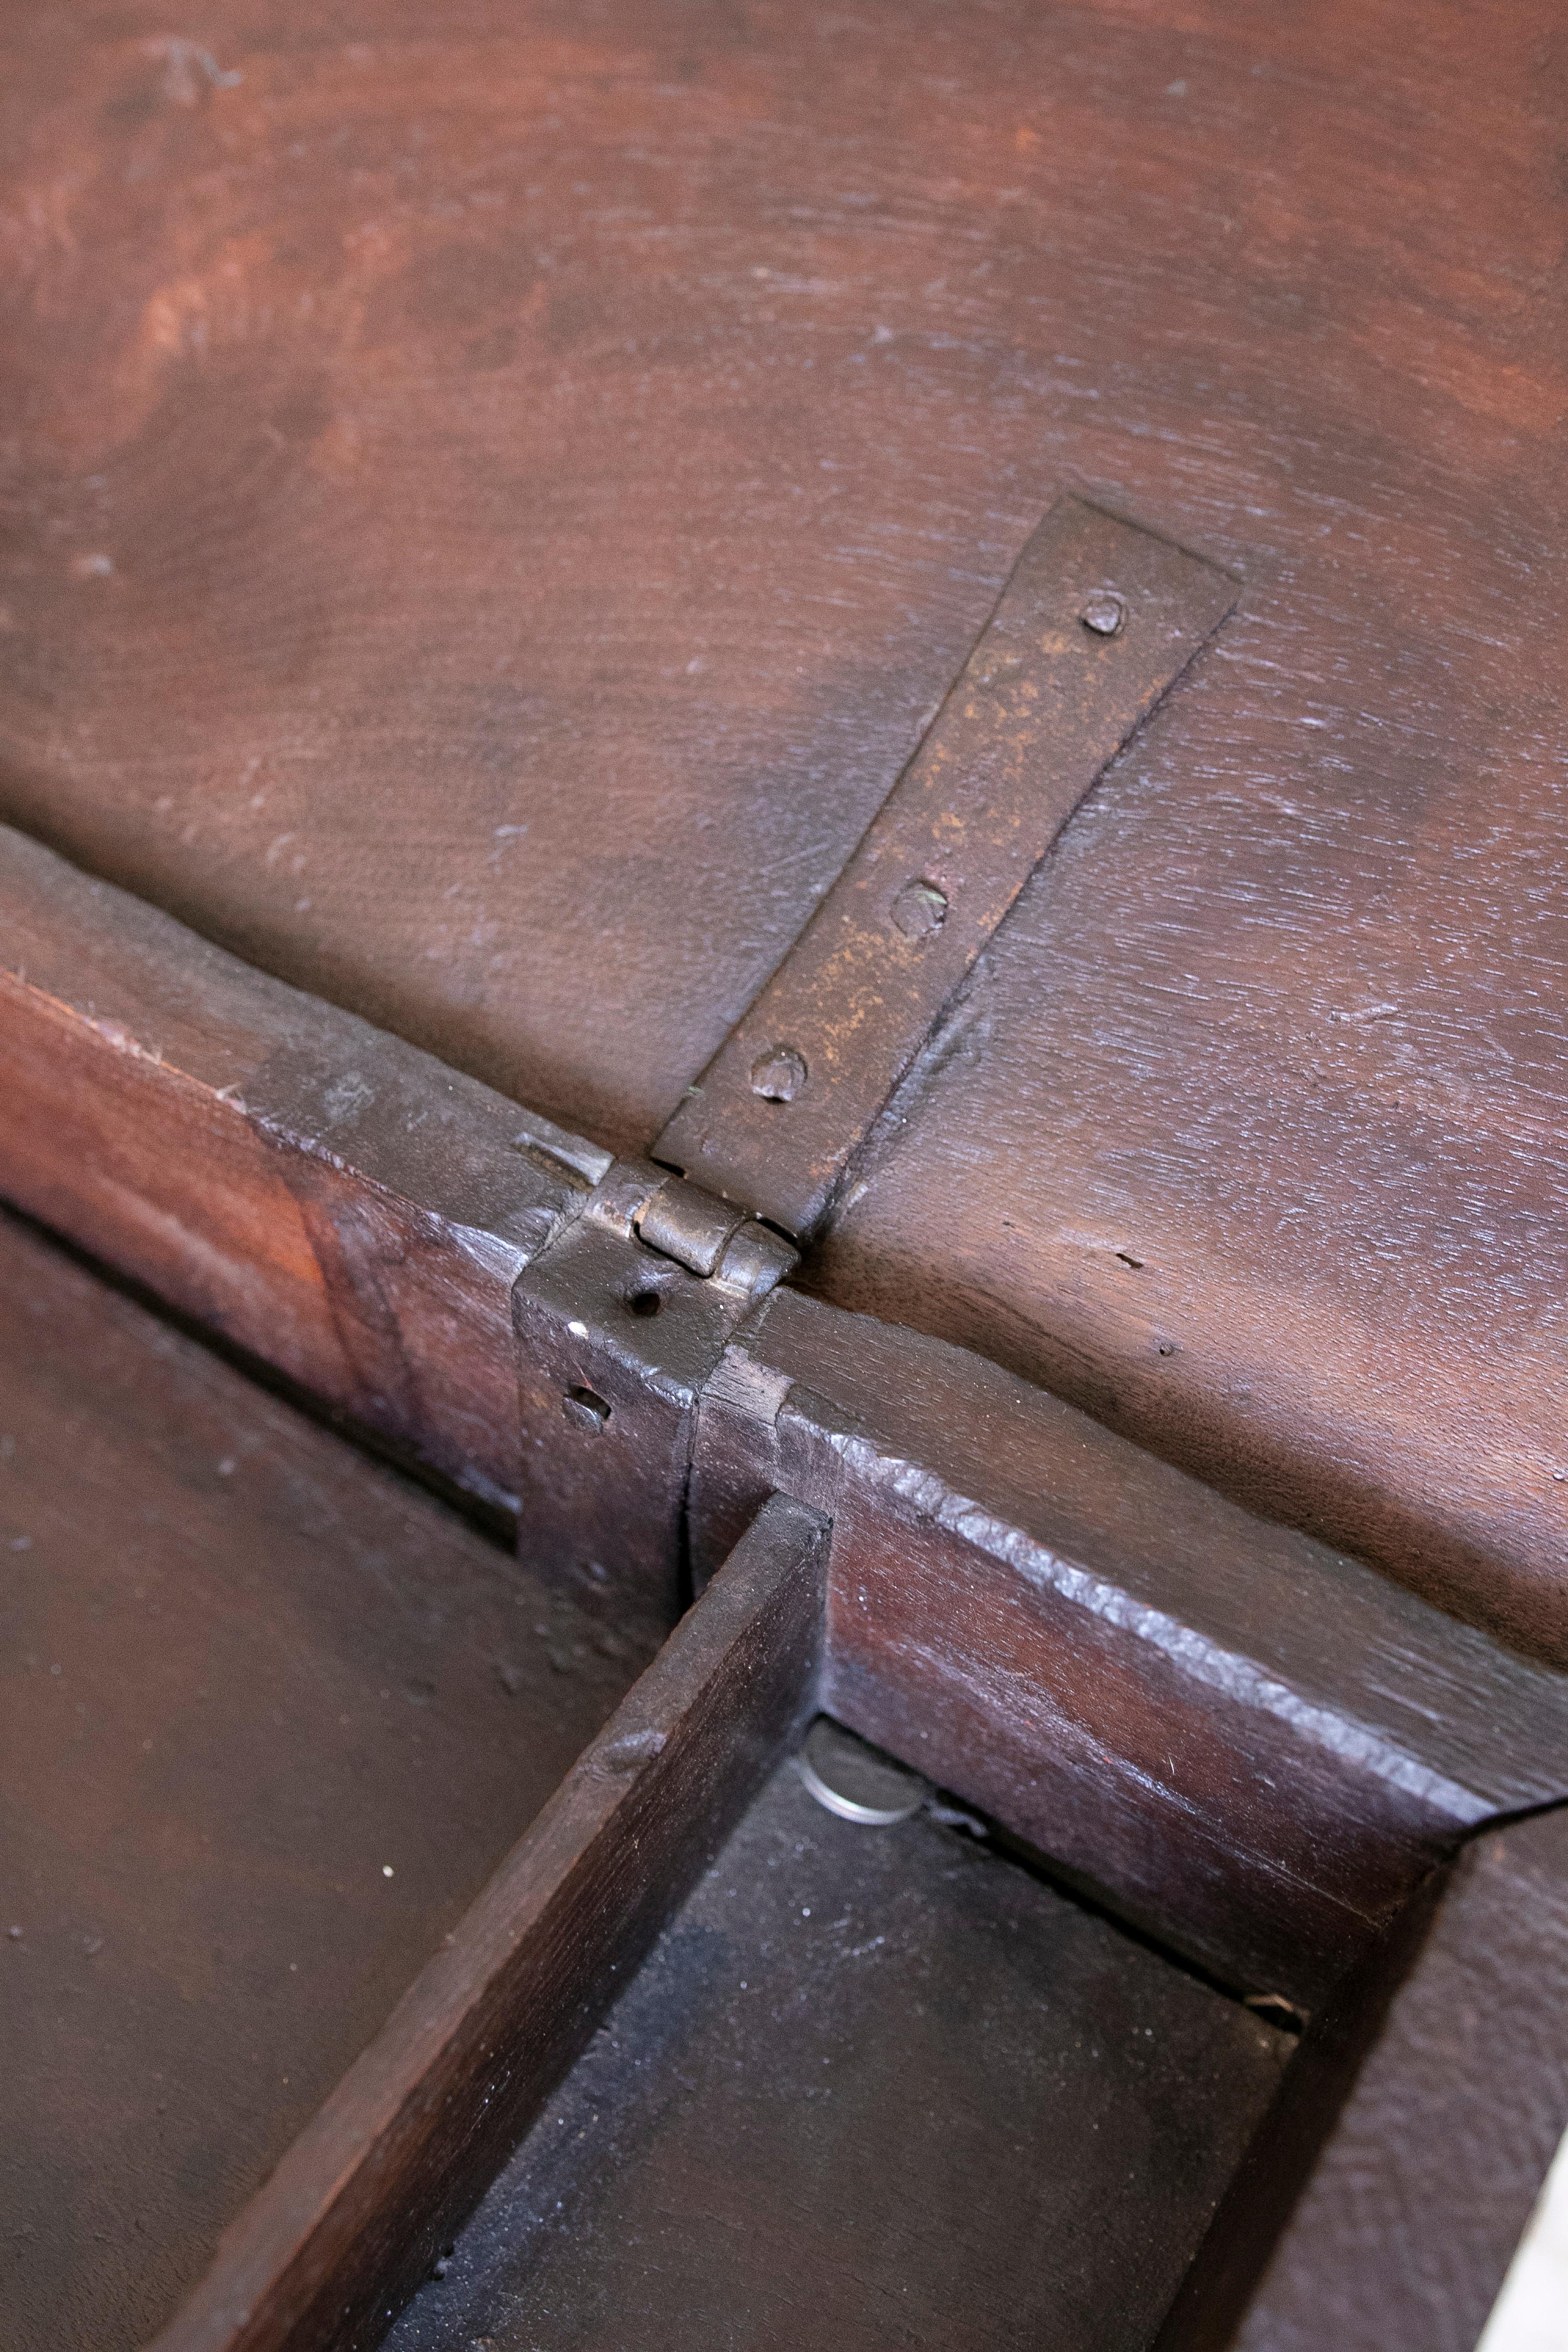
[1,0,1563,1651]
[2,18,1566,2336]
[6,811,1568,2015]
[387,1758,1293,2352]
[1154,1868,1448,2352]
[1162,1804,1568,2352]
[19,809,1565,1996]
[691,1287,1568,2006]
[0,821,583,1518]
[150,1490,827,2352]
[0,1207,640,2352]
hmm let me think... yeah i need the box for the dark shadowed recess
[0,1208,645,2352]
[389,1760,1292,2352]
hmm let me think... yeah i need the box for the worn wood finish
[388,1758,1292,2352]
[691,1288,1568,2007]
[1154,1866,1447,2352]
[0,822,582,1518]
[1,0,1563,1648]
[0,1207,640,2352]
[1161,1804,1568,2352]
[151,1491,827,2352]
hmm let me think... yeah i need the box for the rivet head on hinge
[748,1046,809,1103]
[890,880,949,941]
[1079,589,1127,637]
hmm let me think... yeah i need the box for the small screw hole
[565,1385,612,1429]
[627,1289,662,1319]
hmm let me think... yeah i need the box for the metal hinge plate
[655,497,1236,1239]
[512,1158,794,1629]
[512,497,1235,1611]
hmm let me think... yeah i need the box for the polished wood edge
[146,1490,829,2352]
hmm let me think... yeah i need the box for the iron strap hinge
[655,497,1237,1240]
[511,1110,795,1292]
[509,496,1237,1618]
[510,1144,798,1630]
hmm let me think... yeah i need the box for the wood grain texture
[149,1490,827,2352]
[1,0,1564,1648]
[0,822,581,1516]
[0,1207,640,2352]
[1162,1805,1568,2352]
[692,1288,1568,2005]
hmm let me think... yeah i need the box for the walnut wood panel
[690,1288,1568,2007]
[0,1207,640,2352]
[1160,1804,1568,2352]
[2,0,1563,1650]
[149,1491,827,2352]
[0,822,580,1517]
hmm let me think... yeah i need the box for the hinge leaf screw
[891,880,949,941]
[1079,590,1127,637]
[749,1045,808,1102]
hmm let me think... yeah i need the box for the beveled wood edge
[1154,1800,1568,2352]
[145,1490,828,2352]
[689,1293,1568,2008]
[0,818,587,1518]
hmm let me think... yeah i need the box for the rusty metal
[511,1159,795,1626]
[633,1173,749,1277]
[654,498,1237,1240]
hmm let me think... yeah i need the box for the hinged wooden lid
[2,2,1564,1655]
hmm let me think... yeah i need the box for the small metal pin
[1079,589,1127,637]
[749,1045,808,1103]
[795,1716,931,1826]
[594,1726,668,1775]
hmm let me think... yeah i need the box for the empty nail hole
[565,1385,612,1428]
[627,1289,662,1319]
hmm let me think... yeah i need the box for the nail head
[750,1045,808,1103]
[891,880,949,941]
[1080,589,1127,637]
